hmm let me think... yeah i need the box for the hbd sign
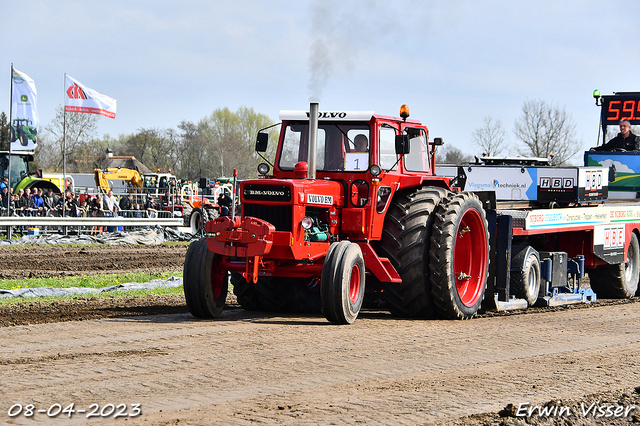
[540,177,574,189]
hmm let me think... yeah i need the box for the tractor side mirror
[395,134,410,155]
[256,132,268,152]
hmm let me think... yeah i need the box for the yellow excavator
[94,168,144,193]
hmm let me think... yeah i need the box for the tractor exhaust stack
[308,102,318,180]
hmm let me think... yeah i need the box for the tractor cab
[0,152,30,190]
[257,108,438,180]
[244,107,449,245]
[0,151,59,193]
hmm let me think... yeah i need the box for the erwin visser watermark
[516,401,636,419]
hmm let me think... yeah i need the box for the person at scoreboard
[591,119,640,151]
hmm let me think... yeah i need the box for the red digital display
[603,97,640,123]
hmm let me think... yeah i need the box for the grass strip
[0,285,186,307]
[0,271,183,291]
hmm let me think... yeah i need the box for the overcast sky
[1,0,638,163]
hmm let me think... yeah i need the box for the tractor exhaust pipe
[308,102,318,180]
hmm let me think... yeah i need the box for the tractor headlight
[301,216,314,230]
[369,164,382,176]
[257,163,270,175]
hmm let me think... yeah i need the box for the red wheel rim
[210,256,225,298]
[349,263,361,304]
[453,208,487,307]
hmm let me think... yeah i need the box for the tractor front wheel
[430,192,489,319]
[183,238,228,318]
[321,241,365,324]
[189,208,208,234]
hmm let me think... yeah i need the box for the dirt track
[1,244,640,425]
[0,244,188,279]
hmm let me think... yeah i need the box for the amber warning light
[400,104,410,120]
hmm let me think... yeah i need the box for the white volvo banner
[64,75,116,119]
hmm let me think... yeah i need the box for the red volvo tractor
[183,103,490,323]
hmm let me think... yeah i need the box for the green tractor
[0,151,61,194]
[11,118,37,147]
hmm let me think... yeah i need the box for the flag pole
[7,64,13,217]
[62,73,67,218]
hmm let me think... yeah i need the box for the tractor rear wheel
[430,192,489,319]
[206,207,220,220]
[254,277,295,312]
[230,271,262,311]
[287,277,322,313]
[589,232,640,298]
[183,238,228,318]
[182,204,193,227]
[379,186,446,318]
[321,241,365,324]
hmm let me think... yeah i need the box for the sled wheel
[321,241,365,324]
[379,186,446,318]
[590,232,640,298]
[230,271,262,311]
[511,246,541,306]
[183,238,228,318]
[430,192,489,319]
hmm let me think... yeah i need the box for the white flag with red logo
[64,75,116,119]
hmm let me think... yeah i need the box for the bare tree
[121,128,177,172]
[194,107,276,180]
[514,99,581,165]
[177,120,208,180]
[41,105,99,172]
[435,146,472,165]
[472,116,507,156]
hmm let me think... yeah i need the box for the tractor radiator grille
[243,203,293,232]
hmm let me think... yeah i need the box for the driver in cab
[353,134,369,152]
[591,118,640,151]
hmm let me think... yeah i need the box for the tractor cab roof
[279,110,422,125]
[279,110,374,121]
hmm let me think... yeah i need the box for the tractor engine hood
[205,178,344,261]
[241,178,344,208]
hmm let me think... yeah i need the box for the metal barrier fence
[0,211,184,238]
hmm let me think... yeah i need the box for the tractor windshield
[279,123,370,172]
[0,153,29,190]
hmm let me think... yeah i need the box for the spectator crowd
[0,181,165,219]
